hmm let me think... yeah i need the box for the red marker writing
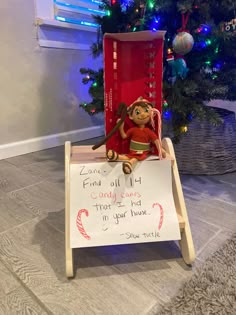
[152,203,164,230]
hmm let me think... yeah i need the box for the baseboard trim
[0,125,104,160]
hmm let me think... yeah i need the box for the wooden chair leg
[65,141,74,277]
[162,138,196,265]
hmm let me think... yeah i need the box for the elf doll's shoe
[106,150,118,161]
[122,161,132,174]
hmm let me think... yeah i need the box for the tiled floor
[0,138,235,314]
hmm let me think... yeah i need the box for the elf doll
[106,97,170,174]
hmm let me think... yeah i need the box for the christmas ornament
[172,32,194,55]
[172,12,194,55]
[167,55,189,84]
[221,19,236,33]
[174,57,188,78]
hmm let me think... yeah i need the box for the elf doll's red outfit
[126,126,158,160]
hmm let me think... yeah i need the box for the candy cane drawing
[152,203,164,231]
[76,209,91,240]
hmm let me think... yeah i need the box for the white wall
[0,0,104,158]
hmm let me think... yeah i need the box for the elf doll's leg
[122,158,138,174]
[107,149,131,162]
[106,150,137,174]
[106,149,130,161]
[107,149,132,162]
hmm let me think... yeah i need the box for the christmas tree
[80,0,236,142]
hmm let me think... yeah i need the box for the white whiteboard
[70,160,180,248]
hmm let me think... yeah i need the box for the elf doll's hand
[117,118,127,139]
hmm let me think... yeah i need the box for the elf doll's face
[130,105,151,126]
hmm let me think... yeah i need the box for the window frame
[34,0,102,50]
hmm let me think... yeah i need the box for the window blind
[54,0,105,28]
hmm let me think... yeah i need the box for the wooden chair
[65,139,195,278]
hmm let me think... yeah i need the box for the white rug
[156,234,236,314]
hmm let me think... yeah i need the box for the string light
[214,61,222,70]
[203,26,210,33]
[152,17,160,31]
[180,126,188,133]
[163,100,168,108]
[92,82,98,87]
[200,41,207,48]
[163,111,171,120]
[187,114,193,121]
[195,38,212,50]
[196,24,210,34]
[202,25,211,34]
[205,39,212,46]
[148,1,154,9]
[196,27,203,33]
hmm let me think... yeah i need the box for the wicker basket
[164,107,236,175]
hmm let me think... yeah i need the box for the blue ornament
[167,57,189,84]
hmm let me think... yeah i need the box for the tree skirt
[156,234,236,315]
[173,107,236,175]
